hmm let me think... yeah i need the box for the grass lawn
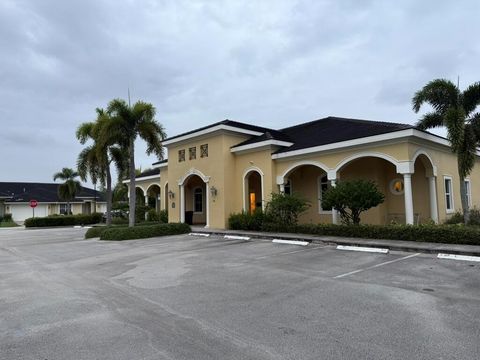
[0,221,19,227]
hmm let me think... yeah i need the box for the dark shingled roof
[273,116,415,154]
[152,159,168,166]
[0,182,105,203]
[163,119,274,143]
[231,130,293,148]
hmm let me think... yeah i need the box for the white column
[279,183,285,193]
[428,176,439,224]
[330,179,339,225]
[403,173,414,225]
[205,184,210,228]
[145,195,148,206]
[180,185,185,223]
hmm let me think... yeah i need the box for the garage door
[8,204,48,222]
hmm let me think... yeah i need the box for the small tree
[322,180,384,225]
[265,193,310,227]
[53,167,81,215]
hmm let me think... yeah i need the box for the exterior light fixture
[168,190,175,199]
[210,186,218,197]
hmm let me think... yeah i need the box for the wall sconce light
[168,190,175,199]
[210,186,218,197]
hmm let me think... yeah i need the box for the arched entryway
[179,169,210,227]
[243,168,264,213]
[146,184,161,211]
[412,151,438,223]
[135,187,145,206]
[278,163,331,223]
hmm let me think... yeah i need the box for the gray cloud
[0,0,479,184]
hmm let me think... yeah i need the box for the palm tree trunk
[106,164,112,226]
[459,173,470,225]
[128,138,136,227]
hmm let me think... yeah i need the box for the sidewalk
[191,227,480,256]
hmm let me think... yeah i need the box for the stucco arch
[178,168,210,185]
[277,160,330,185]
[242,166,265,212]
[412,148,437,177]
[146,183,161,194]
[333,152,401,175]
[135,185,146,194]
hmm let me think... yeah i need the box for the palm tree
[53,167,81,215]
[76,109,127,225]
[101,99,166,227]
[412,79,480,223]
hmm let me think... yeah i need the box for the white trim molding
[163,125,263,146]
[123,174,160,183]
[443,175,455,214]
[231,140,294,153]
[271,129,479,160]
[412,148,437,177]
[178,168,210,186]
[153,162,168,169]
[333,152,402,173]
[277,160,330,184]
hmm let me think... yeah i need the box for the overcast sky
[1,0,479,187]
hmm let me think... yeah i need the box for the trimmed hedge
[84,221,165,239]
[100,223,191,241]
[261,223,480,245]
[25,213,103,228]
[0,214,13,222]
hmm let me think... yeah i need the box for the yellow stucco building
[127,116,480,229]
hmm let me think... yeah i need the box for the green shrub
[444,211,464,224]
[135,205,149,223]
[100,223,191,241]
[468,207,480,226]
[159,209,168,223]
[24,213,103,227]
[260,223,480,245]
[0,214,13,222]
[85,221,173,239]
[111,217,129,225]
[146,209,160,222]
[264,193,310,227]
[322,180,385,225]
[228,210,265,230]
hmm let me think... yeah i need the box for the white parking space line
[272,239,309,246]
[337,245,389,254]
[437,253,480,262]
[224,235,250,240]
[333,253,421,279]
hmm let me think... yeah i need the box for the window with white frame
[465,179,472,207]
[318,175,332,212]
[59,204,71,215]
[444,176,454,213]
[193,187,203,213]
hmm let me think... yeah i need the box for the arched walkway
[146,184,161,211]
[178,169,210,227]
[243,167,264,213]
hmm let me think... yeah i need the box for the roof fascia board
[152,162,168,169]
[271,129,455,159]
[163,125,263,146]
[231,140,294,153]
[123,174,160,183]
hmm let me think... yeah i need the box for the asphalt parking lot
[1,228,479,360]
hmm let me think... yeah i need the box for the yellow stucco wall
[161,131,480,228]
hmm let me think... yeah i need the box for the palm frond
[444,108,466,153]
[137,119,166,158]
[415,112,444,130]
[462,82,480,116]
[458,124,477,178]
[412,79,458,114]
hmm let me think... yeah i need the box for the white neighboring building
[0,182,106,222]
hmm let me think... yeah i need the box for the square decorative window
[200,144,208,158]
[189,147,196,160]
[178,149,185,162]
[444,176,454,213]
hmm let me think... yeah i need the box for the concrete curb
[190,228,480,257]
